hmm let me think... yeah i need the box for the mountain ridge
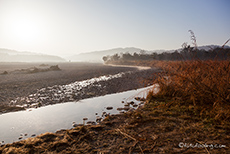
[0,48,66,62]
[1,45,229,63]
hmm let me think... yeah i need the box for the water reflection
[0,85,158,144]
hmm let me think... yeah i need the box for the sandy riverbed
[0,62,161,113]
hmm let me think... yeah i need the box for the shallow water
[0,85,158,144]
[11,71,132,107]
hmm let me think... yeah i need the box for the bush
[2,71,8,75]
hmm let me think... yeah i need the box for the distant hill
[2,45,227,63]
[67,45,229,63]
[67,47,145,63]
[0,48,66,62]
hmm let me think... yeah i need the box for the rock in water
[106,107,113,110]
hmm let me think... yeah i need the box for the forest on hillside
[103,46,230,64]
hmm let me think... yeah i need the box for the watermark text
[179,142,226,149]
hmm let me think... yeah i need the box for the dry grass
[149,60,230,122]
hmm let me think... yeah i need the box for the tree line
[103,47,230,63]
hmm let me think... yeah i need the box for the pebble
[128,108,135,112]
[106,107,113,110]
[139,101,145,105]
[96,117,102,123]
[83,118,88,121]
[129,101,135,105]
[117,107,123,111]
[73,123,84,127]
[87,121,96,125]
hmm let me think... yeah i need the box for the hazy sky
[0,0,229,56]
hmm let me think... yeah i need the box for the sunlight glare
[9,17,42,44]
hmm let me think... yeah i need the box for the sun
[10,18,41,43]
[0,1,46,47]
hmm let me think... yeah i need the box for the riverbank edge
[1,96,229,153]
[0,63,229,153]
[0,64,158,115]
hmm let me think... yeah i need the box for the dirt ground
[0,62,134,104]
[0,62,160,113]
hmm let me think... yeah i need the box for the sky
[0,0,229,56]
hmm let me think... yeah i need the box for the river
[0,84,158,144]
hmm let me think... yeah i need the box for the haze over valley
[0,48,66,62]
[1,45,229,63]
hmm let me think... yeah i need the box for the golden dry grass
[149,60,230,122]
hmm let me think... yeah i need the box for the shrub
[2,71,8,75]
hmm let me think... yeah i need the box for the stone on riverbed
[96,117,103,123]
[117,107,123,111]
[73,123,84,127]
[106,107,113,110]
[86,121,96,125]
[83,118,88,121]
[129,101,135,105]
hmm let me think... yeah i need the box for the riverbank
[0,85,156,144]
[0,62,160,114]
[0,96,228,153]
[0,62,133,105]
[1,61,229,153]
